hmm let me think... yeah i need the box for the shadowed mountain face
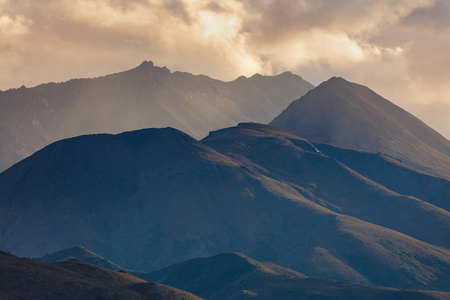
[0,61,313,172]
[0,251,203,300]
[0,125,449,292]
[202,123,450,249]
[270,77,450,179]
[143,252,449,300]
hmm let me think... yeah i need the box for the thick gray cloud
[0,0,449,137]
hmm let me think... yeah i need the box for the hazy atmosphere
[1,0,449,138]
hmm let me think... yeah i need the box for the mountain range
[0,123,448,292]
[1,63,449,298]
[0,251,202,300]
[39,248,450,300]
[0,61,313,172]
[144,252,450,300]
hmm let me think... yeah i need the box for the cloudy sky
[1,0,449,137]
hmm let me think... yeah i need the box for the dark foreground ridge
[37,248,450,300]
[0,251,203,300]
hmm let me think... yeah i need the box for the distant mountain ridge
[38,247,450,299]
[1,124,449,291]
[144,252,450,300]
[0,60,313,172]
[0,251,203,300]
[270,77,450,179]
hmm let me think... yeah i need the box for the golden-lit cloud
[0,0,449,137]
[0,14,32,36]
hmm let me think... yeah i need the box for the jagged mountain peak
[126,60,171,78]
[138,60,155,67]
[0,60,313,172]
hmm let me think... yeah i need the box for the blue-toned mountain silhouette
[1,124,449,292]
[144,252,450,300]
[0,251,203,300]
[38,247,450,300]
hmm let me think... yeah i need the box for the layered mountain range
[41,248,450,300]
[1,64,449,297]
[0,123,449,292]
[0,251,202,300]
[145,252,450,300]
[0,61,313,172]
